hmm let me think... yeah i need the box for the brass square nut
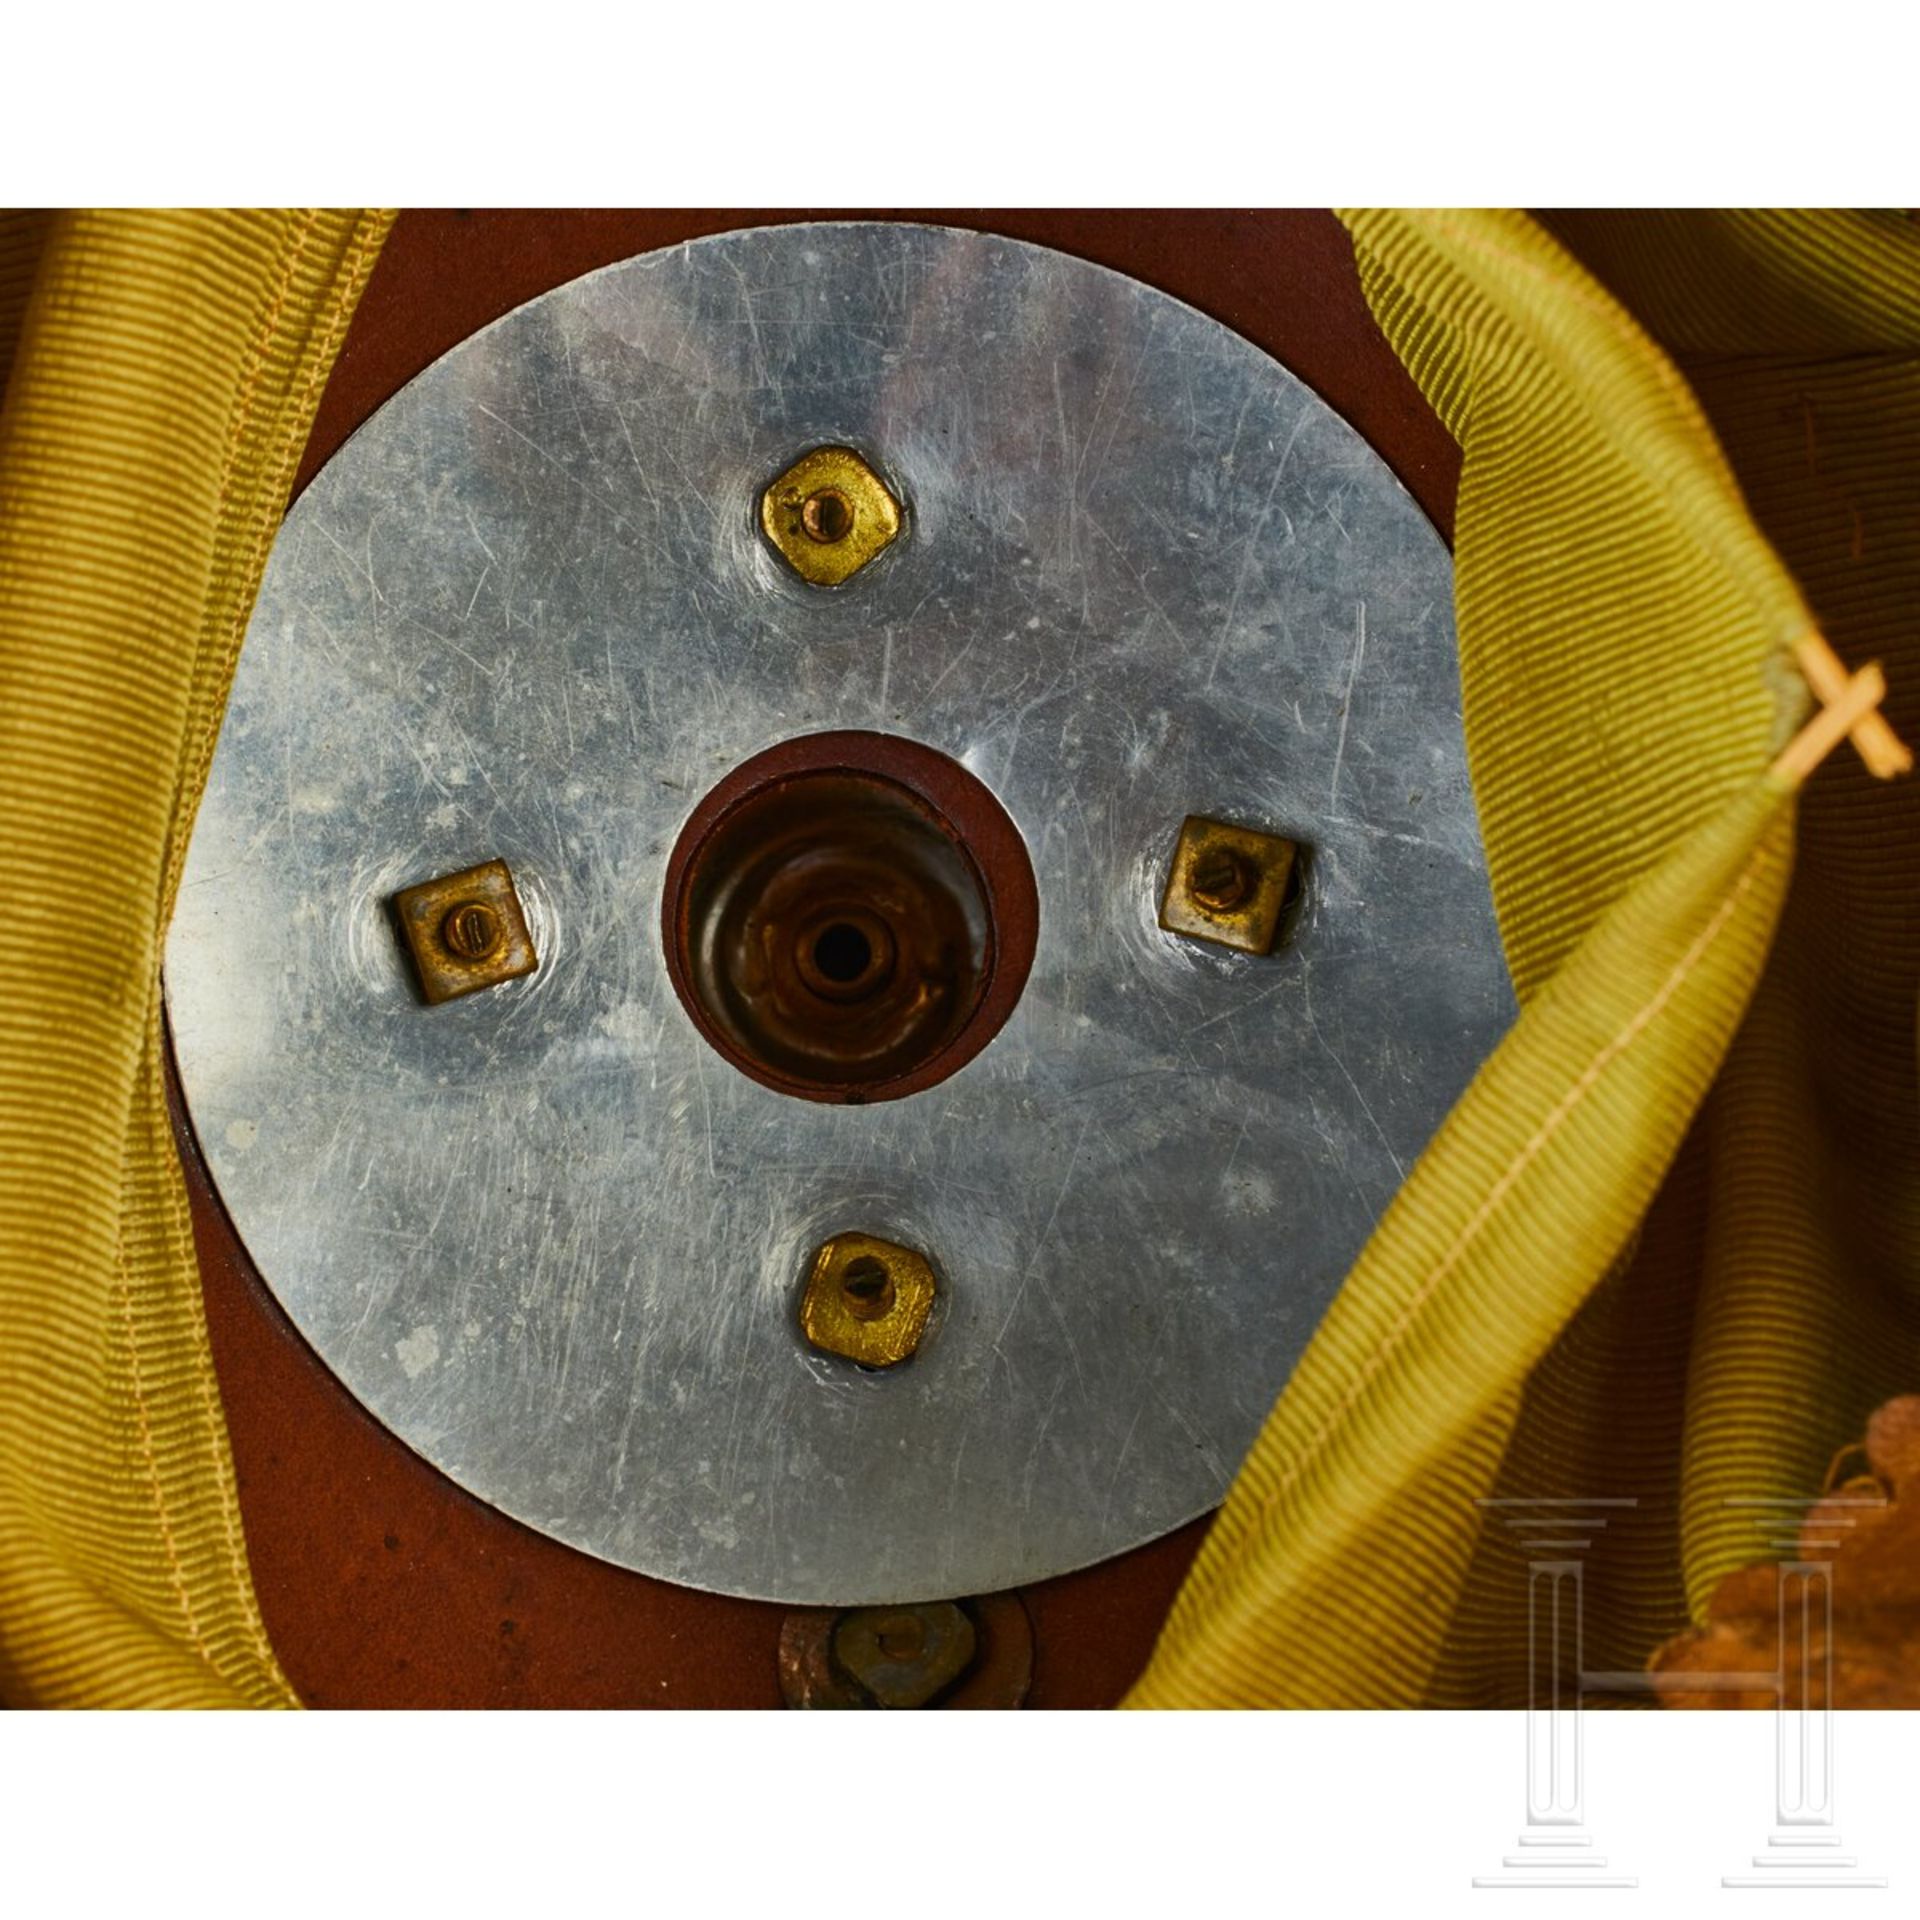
[799,1232,937,1368]
[760,445,903,587]
[1158,815,1299,957]
[393,858,539,1004]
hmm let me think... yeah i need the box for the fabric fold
[1130,209,1832,1707]
[0,209,390,1708]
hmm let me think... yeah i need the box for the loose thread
[1772,661,1890,786]
[1793,631,1911,779]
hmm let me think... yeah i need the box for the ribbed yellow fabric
[1428,215,1920,1705]
[0,209,390,1708]
[1541,212,1920,1614]
[1125,210,1878,1709]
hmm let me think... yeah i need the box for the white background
[2,1709,1916,1914]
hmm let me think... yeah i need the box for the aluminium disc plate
[167,223,1513,1604]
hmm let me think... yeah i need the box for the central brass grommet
[791,906,898,1005]
[662,731,1038,1104]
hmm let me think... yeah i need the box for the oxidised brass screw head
[832,1602,976,1709]
[441,900,503,962]
[800,1231,936,1366]
[1158,815,1300,957]
[777,1594,1034,1709]
[1188,846,1252,913]
[761,446,902,587]
[393,858,539,1004]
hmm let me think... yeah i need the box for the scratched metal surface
[166,224,1513,1604]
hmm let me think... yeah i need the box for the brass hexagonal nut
[760,445,902,587]
[799,1231,936,1367]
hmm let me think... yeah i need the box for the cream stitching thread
[1253,829,1780,1528]
[115,1233,208,1658]
[177,213,386,1698]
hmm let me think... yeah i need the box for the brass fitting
[799,1231,936,1367]
[833,1603,976,1708]
[760,445,902,587]
[393,858,539,1003]
[1158,814,1300,957]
